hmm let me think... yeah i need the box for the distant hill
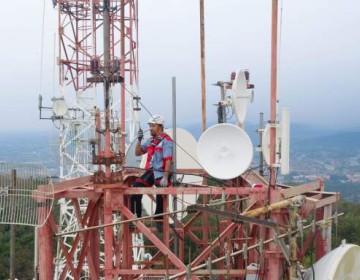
[293,131,360,152]
[183,122,360,152]
[1,125,359,201]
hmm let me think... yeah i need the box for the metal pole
[10,169,16,280]
[34,227,39,280]
[120,0,126,154]
[268,1,282,278]
[269,0,278,189]
[172,76,179,257]
[259,112,264,176]
[200,0,206,132]
[103,2,114,279]
[220,85,226,123]
[103,0,112,179]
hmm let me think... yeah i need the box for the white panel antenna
[197,123,253,180]
[261,124,281,167]
[231,70,254,126]
[280,108,290,175]
[0,162,53,226]
[261,108,290,175]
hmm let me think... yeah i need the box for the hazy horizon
[0,0,359,132]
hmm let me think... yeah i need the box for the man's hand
[159,177,168,187]
[137,128,144,141]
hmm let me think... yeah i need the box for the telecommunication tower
[36,1,343,280]
[40,0,139,278]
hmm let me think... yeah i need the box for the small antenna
[231,70,254,127]
[261,123,281,167]
[280,108,290,175]
[51,97,69,118]
[261,108,290,175]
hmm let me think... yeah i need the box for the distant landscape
[0,124,360,279]
[1,123,359,202]
[287,126,360,202]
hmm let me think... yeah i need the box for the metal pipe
[259,112,264,176]
[10,170,16,280]
[34,227,38,280]
[172,76,179,257]
[172,76,177,177]
[269,0,279,188]
[103,0,112,179]
[102,2,114,279]
[268,2,281,277]
[200,0,206,132]
[220,85,226,123]
[244,196,304,218]
[56,208,188,236]
[120,0,126,154]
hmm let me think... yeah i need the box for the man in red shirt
[130,115,173,231]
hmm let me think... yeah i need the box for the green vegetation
[333,200,360,246]
[0,224,35,280]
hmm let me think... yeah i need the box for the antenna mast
[269,0,279,188]
[200,0,206,132]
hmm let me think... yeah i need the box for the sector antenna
[197,123,254,180]
[261,124,281,166]
[261,108,290,175]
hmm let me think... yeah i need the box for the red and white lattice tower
[49,1,139,279]
[37,1,340,279]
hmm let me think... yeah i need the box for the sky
[0,0,359,133]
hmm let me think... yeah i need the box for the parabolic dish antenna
[52,98,68,117]
[304,243,360,280]
[125,128,200,221]
[197,123,253,180]
[231,70,253,126]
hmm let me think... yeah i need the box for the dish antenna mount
[213,69,254,125]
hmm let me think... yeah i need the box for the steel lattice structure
[36,1,342,279]
[48,0,139,278]
[37,172,340,279]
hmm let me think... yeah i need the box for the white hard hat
[148,115,164,125]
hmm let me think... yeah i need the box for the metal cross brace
[187,204,279,229]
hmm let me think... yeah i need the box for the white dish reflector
[197,123,253,180]
[304,243,360,280]
[52,98,68,117]
[231,70,253,126]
